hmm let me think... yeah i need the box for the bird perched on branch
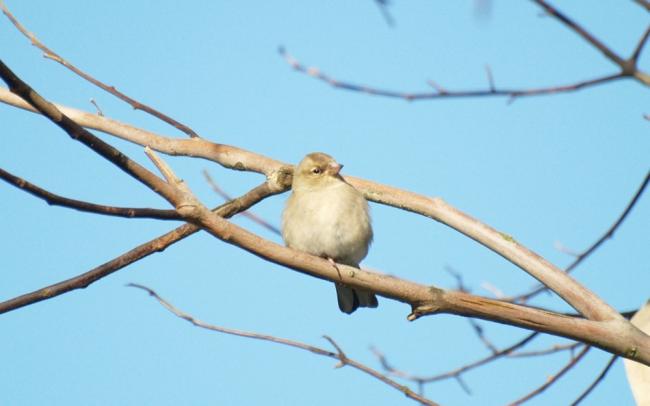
[282,152,378,314]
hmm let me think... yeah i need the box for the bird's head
[292,152,344,191]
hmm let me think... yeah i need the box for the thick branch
[348,177,622,322]
[0,86,287,178]
[135,147,650,365]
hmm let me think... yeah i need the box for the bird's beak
[328,162,343,176]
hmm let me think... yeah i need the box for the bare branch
[0,61,175,201]
[89,98,103,116]
[280,3,650,102]
[511,171,650,303]
[532,0,650,84]
[373,332,539,384]
[203,170,281,235]
[3,79,622,323]
[0,0,200,138]
[279,47,625,101]
[0,167,180,220]
[508,344,591,405]
[373,0,395,27]
[129,283,439,406]
[3,61,648,364]
[0,86,287,177]
[468,319,499,354]
[532,0,625,67]
[510,341,580,357]
[571,354,618,405]
[630,25,650,64]
[0,181,278,315]
[634,0,650,12]
[484,64,495,92]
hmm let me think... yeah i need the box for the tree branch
[0,86,288,177]
[279,3,650,101]
[374,332,539,386]
[129,283,439,406]
[634,0,650,12]
[630,25,650,64]
[571,354,618,405]
[279,47,625,102]
[2,82,621,322]
[2,60,648,365]
[511,170,650,303]
[203,169,281,235]
[0,0,200,138]
[531,0,625,67]
[0,181,279,314]
[141,147,650,365]
[0,167,180,220]
[0,61,176,202]
[508,344,591,405]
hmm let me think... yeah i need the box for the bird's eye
[311,167,322,174]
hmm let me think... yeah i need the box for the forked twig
[129,283,439,406]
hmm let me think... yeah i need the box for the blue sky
[2,1,649,405]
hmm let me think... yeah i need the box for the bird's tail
[335,283,378,314]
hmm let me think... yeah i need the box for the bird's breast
[282,184,372,265]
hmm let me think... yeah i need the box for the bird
[282,152,378,314]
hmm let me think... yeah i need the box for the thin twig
[485,64,495,92]
[203,170,281,235]
[0,60,175,200]
[634,0,650,12]
[631,25,650,64]
[0,1,200,138]
[282,2,650,102]
[510,341,580,357]
[89,98,103,116]
[374,0,395,27]
[373,332,539,385]
[571,354,618,405]
[508,344,591,405]
[468,319,499,354]
[129,283,439,406]
[532,0,650,84]
[0,167,180,220]
[532,0,625,67]
[511,171,650,303]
